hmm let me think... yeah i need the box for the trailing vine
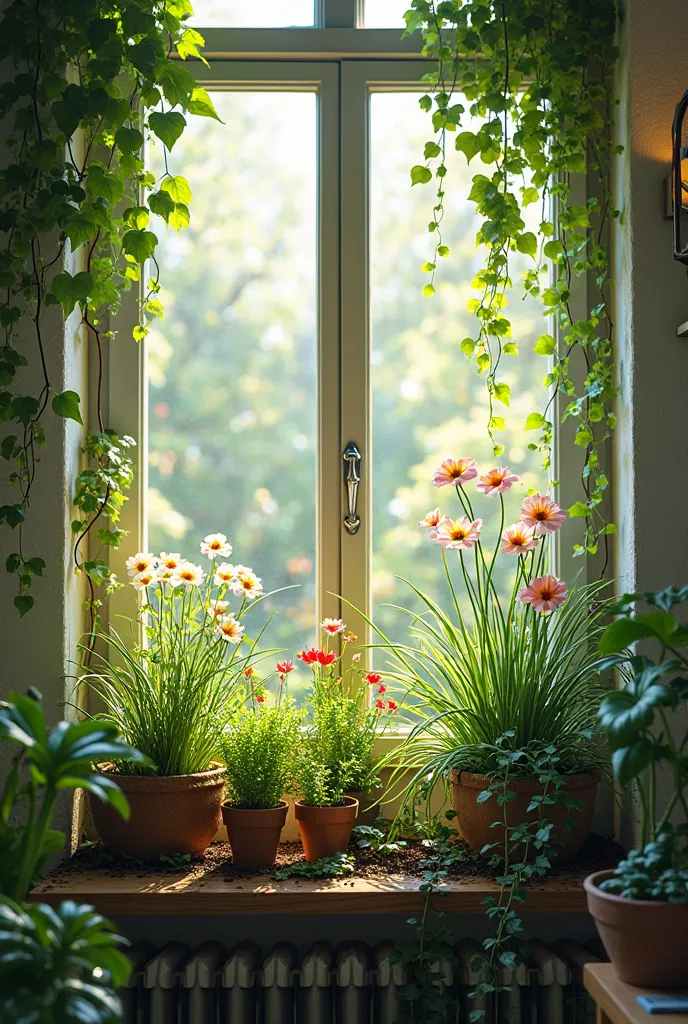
[405,0,619,561]
[0,0,212,630]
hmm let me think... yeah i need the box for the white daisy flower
[208,599,229,619]
[231,570,263,601]
[158,566,176,582]
[201,533,233,559]
[132,568,158,591]
[232,565,253,579]
[159,552,182,570]
[126,552,157,577]
[321,617,346,635]
[170,562,205,588]
[214,562,237,585]
[216,614,245,644]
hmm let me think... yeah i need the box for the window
[107,28,579,663]
[188,0,315,27]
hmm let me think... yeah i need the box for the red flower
[244,667,254,678]
[377,684,387,695]
[256,694,265,703]
[388,700,398,711]
[375,699,384,710]
[316,650,336,666]
[276,660,294,676]
[366,672,382,686]
[298,649,319,665]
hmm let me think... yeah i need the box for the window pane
[147,93,317,694]
[189,0,314,27]
[370,93,547,650]
[363,0,408,27]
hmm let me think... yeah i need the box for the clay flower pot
[90,762,225,860]
[345,785,383,826]
[585,869,688,988]
[294,797,359,861]
[222,801,288,869]
[449,770,599,864]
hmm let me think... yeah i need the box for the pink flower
[501,523,538,556]
[436,516,482,550]
[518,574,568,613]
[343,632,357,644]
[276,660,294,676]
[366,672,382,686]
[520,493,566,535]
[352,653,361,663]
[432,457,477,489]
[321,617,345,635]
[419,508,442,529]
[477,467,519,496]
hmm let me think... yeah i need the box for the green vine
[405,0,619,561]
[0,0,213,629]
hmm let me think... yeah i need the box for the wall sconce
[670,88,688,265]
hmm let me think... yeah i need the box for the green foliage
[352,825,407,856]
[0,0,205,615]
[221,694,303,809]
[405,0,619,556]
[599,832,688,903]
[273,852,355,880]
[0,690,143,902]
[0,898,131,1024]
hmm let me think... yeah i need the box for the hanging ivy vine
[406,0,619,561]
[0,0,212,628]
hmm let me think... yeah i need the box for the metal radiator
[121,937,605,1024]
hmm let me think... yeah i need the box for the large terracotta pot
[222,801,288,869]
[345,785,383,827]
[294,797,359,862]
[91,762,225,860]
[449,770,599,864]
[585,869,688,989]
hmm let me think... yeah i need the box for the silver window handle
[343,443,361,535]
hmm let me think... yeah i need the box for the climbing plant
[406,0,619,562]
[0,0,212,630]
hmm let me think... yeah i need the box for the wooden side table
[584,964,688,1024]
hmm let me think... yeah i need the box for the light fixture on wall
[670,87,688,265]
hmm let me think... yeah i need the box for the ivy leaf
[544,239,565,260]
[515,232,537,257]
[568,501,591,518]
[0,434,17,460]
[460,338,475,357]
[122,229,158,263]
[11,395,40,426]
[489,415,505,431]
[158,61,196,107]
[493,382,511,407]
[521,186,539,206]
[52,390,83,425]
[533,334,556,356]
[49,271,93,315]
[148,111,186,150]
[524,412,547,431]
[423,141,441,159]
[186,87,222,122]
[148,190,176,222]
[87,165,124,206]
[0,505,24,528]
[454,131,481,162]
[160,175,192,204]
[115,126,144,154]
[168,203,190,231]
[14,595,34,617]
[612,740,654,787]
[5,552,21,573]
[410,165,432,186]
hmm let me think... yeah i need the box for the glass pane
[363,0,409,27]
[147,92,317,697]
[189,0,314,27]
[370,93,548,651]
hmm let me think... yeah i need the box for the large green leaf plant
[0,690,143,1021]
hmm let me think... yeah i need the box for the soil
[54,832,623,884]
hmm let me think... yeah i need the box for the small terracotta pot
[449,770,599,864]
[90,762,225,860]
[345,786,383,826]
[294,797,359,861]
[585,869,688,988]
[222,801,288,869]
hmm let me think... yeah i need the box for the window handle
[343,443,361,535]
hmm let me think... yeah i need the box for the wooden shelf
[30,860,592,916]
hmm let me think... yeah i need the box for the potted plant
[292,622,397,860]
[584,586,688,988]
[0,690,139,1020]
[81,532,273,860]
[375,457,611,863]
[220,662,302,868]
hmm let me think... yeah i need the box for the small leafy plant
[273,852,355,881]
[597,586,688,902]
[352,825,407,856]
[221,664,303,809]
[80,532,276,776]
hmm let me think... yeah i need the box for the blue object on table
[637,995,688,1014]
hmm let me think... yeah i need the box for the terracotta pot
[222,801,288,869]
[294,797,359,861]
[449,770,599,864]
[90,762,225,860]
[345,786,383,826]
[585,869,688,988]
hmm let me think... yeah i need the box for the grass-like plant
[221,666,303,809]
[369,457,612,809]
[80,534,278,777]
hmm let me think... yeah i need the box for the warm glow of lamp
[671,90,688,263]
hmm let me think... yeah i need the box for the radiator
[121,937,606,1024]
